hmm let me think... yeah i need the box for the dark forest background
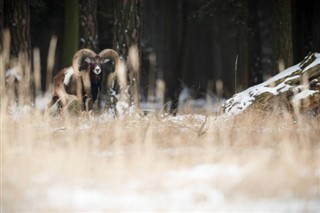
[1,0,320,111]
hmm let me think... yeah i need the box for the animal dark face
[85,57,110,75]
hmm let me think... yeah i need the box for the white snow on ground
[19,162,318,212]
[165,113,207,123]
[177,86,225,114]
[35,92,53,111]
[7,104,33,121]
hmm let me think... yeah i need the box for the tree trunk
[161,0,184,114]
[4,0,32,105]
[312,0,320,52]
[113,0,140,59]
[272,0,293,74]
[247,0,262,86]
[173,0,186,113]
[62,0,79,67]
[113,0,141,111]
[0,0,3,52]
[4,0,31,59]
[160,0,172,111]
[237,0,249,90]
[79,0,98,51]
[237,0,262,89]
[223,52,320,115]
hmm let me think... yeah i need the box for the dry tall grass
[1,96,319,211]
[1,35,319,211]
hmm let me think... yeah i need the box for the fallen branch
[222,52,320,115]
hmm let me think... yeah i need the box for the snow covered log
[222,52,320,115]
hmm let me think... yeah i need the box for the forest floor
[1,96,320,211]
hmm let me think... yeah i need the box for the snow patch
[167,164,244,183]
[24,163,319,211]
[292,89,318,106]
[302,53,320,71]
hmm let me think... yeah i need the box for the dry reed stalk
[128,45,140,111]
[33,48,41,94]
[46,36,58,92]
[156,79,166,112]
[17,53,31,106]
[1,30,11,103]
[147,52,156,103]
[115,60,130,116]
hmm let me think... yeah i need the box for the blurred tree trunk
[161,0,185,114]
[79,0,98,51]
[238,0,262,89]
[247,0,262,86]
[113,0,141,59]
[272,0,293,74]
[312,1,320,52]
[173,0,186,113]
[0,0,3,51]
[97,0,114,49]
[4,0,33,104]
[113,0,141,110]
[62,0,79,67]
[237,0,249,90]
[292,0,320,65]
[4,0,31,59]
[161,0,172,111]
[292,0,313,63]
[211,17,223,97]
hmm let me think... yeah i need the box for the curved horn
[99,49,120,92]
[72,49,97,75]
[98,49,120,68]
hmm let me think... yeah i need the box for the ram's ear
[84,57,92,63]
[102,58,110,64]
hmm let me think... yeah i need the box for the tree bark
[62,0,79,67]
[172,0,186,113]
[4,0,31,59]
[160,0,184,114]
[272,0,293,74]
[113,0,140,59]
[79,0,98,51]
[3,0,32,104]
[113,0,141,110]
[0,0,3,52]
[312,0,320,52]
[247,0,262,86]
[234,0,263,88]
